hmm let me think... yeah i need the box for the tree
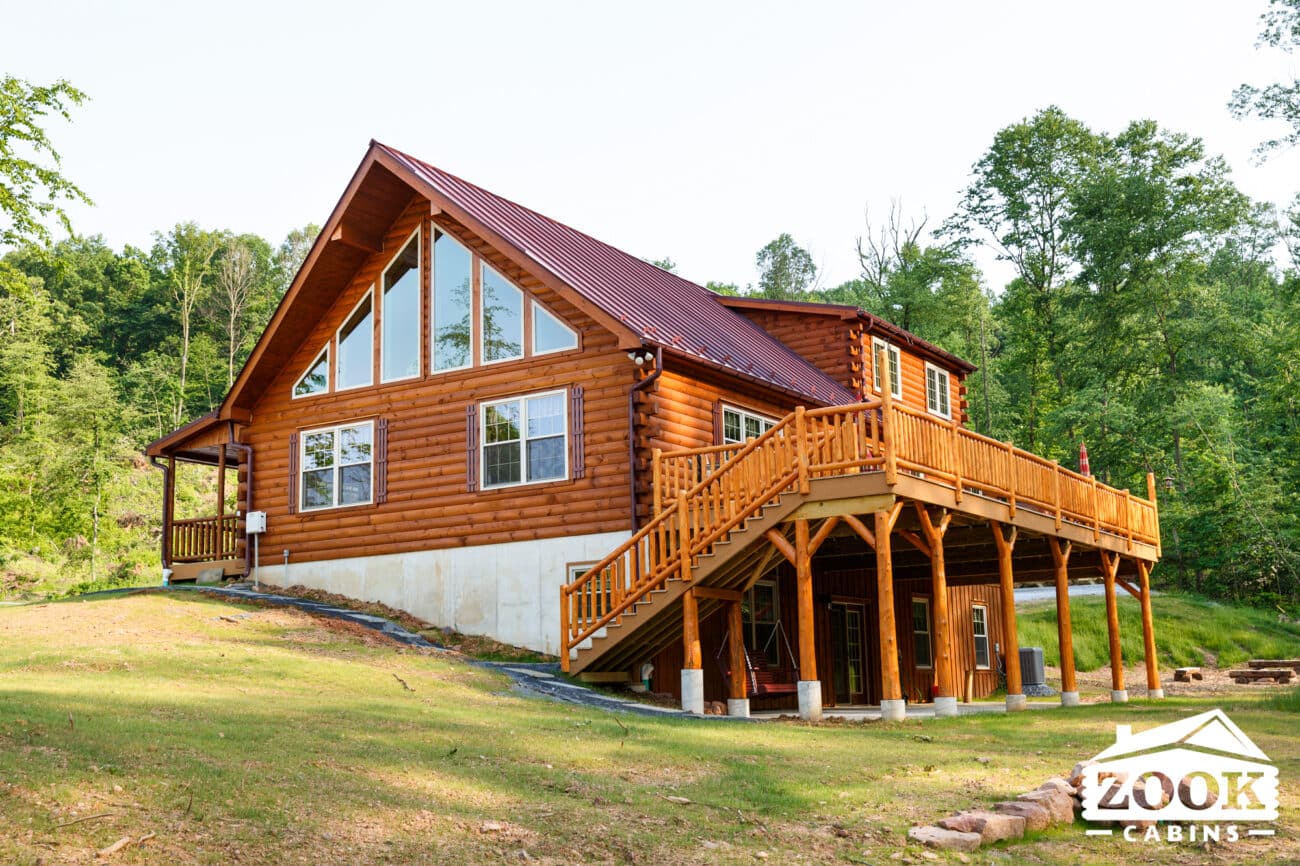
[0,76,91,248]
[272,223,320,295]
[1229,0,1300,157]
[153,223,219,424]
[754,234,817,300]
[0,262,55,434]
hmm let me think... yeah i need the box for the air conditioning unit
[1020,646,1046,687]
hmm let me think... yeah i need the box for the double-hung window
[300,421,374,511]
[481,390,567,488]
[972,604,990,669]
[925,362,951,419]
[721,405,777,444]
[872,338,902,399]
[912,597,933,669]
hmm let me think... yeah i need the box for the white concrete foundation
[933,695,959,717]
[681,668,705,714]
[797,680,822,721]
[1061,690,1081,707]
[1111,689,1129,703]
[256,530,630,655]
[727,698,750,718]
[879,699,907,721]
[1005,693,1027,712]
[1149,688,1165,699]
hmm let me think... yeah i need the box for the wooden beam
[728,600,747,700]
[1049,538,1077,697]
[840,513,876,550]
[682,588,702,670]
[795,519,817,682]
[1138,560,1161,693]
[808,517,841,556]
[1100,551,1125,695]
[915,504,954,702]
[876,508,902,702]
[787,494,896,521]
[739,545,780,593]
[1115,578,1142,601]
[897,529,931,559]
[692,586,743,603]
[329,222,383,253]
[991,522,1022,701]
[765,528,797,566]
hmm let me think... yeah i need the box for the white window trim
[292,344,330,400]
[479,388,569,490]
[871,337,902,400]
[380,227,423,385]
[721,404,779,445]
[430,228,475,375]
[912,596,933,670]
[480,262,526,366]
[335,287,375,392]
[531,300,579,357]
[299,419,375,513]
[972,603,991,670]
[924,361,952,420]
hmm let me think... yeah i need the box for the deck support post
[1049,538,1079,706]
[1138,560,1163,698]
[991,522,1025,711]
[794,518,821,721]
[915,504,956,716]
[681,588,704,714]
[216,446,227,560]
[875,504,906,721]
[162,455,176,573]
[1100,551,1127,703]
[726,599,749,718]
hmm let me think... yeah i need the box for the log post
[727,600,749,718]
[878,349,898,486]
[795,406,810,495]
[991,522,1025,711]
[677,491,691,583]
[875,505,905,721]
[1100,551,1127,702]
[794,518,821,720]
[916,504,956,716]
[1147,472,1162,557]
[681,587,704,713]
[1049,538,1079,706]
[163,456,176,572]
[216,446,227,559]
[1138,560,1163,698]
[560,585,571,674]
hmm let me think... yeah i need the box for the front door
[830,602,868,704]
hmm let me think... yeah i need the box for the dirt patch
[1053,662,1295,700]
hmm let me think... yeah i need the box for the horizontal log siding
[728,308,858,393]
[244,198,634,567]
[862,331,966,426]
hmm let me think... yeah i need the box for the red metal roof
[378,143,857,406]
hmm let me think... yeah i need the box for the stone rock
[937,810,1025,844]
[992,801,1052,832]
[1068,759,1098,788]
[1038,777,1077,797]
[1017,788,1075,824]
[907,825,982,853]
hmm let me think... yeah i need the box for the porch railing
[170,514,240,563]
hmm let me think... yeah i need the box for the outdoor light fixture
[1162,475,1175,492]
[627,349,653,367]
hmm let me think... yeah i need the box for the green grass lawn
[1,591,1296,865]
[1016,592,1300,671]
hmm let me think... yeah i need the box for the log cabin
[146,141,1164,720]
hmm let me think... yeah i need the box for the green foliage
[0,76,92,248]
[1230,0,1300,157]
[1016,593,1300,670]
[754,233,817,299]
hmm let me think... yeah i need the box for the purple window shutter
[570,386,585,479]
[376,417,389,504]
[466,404,479,492]
[287,432,298,515]
[712,400,724,446]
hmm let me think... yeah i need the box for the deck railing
[563,395,1160,670]
[170,514,240,563]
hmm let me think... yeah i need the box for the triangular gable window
[293,345,330,398]
[533,303,578,355]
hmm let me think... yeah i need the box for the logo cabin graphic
[1081,709,1278,825]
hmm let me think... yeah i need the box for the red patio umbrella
[1079,442,1091,477]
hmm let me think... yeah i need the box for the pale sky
[5,0,1297,291]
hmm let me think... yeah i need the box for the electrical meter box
[246,511,268,535]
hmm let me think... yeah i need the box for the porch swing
[715,622,800,697]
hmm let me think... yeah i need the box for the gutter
[626,346,663,531]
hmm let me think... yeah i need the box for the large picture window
[721,405,777,444]
[872,338,902,399]
[293,345,329,398]
[300,420,374,511]
[925,362,951,419]
[972,604,990,670]
[481,263,524,364]
[432,229,472,372]
[912,597,933,669]
[381,232,421,382]
[336,290,374,391]
[533,303,578,355]
[481,390,567,488]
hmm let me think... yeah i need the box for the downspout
[148,456,172,580]
[228,420,254,578]
[627,346,663,531]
